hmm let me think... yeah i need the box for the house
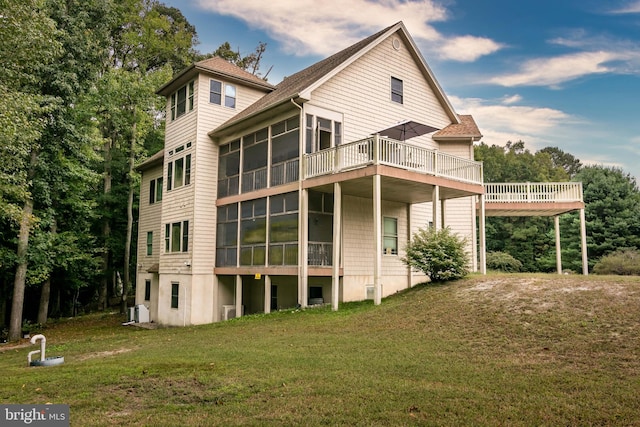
[135,22,586,326]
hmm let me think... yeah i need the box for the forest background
[1,0,638,341]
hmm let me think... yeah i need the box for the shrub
[486,251,523,272]
[593,248,640,275]
[402,227,468,282]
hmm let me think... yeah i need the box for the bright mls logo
[1,405,69,426]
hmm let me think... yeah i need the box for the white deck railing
[484,182,583,203]
[303,135,483,185]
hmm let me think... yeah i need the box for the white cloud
[449,95,573,147]
[488,51,617,87]
[501,94,522,105]
[439,35,503,62]
[609,1,640,13]
[195,0,502,61]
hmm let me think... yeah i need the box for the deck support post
[235,274,242,318]
[432,185,440,229]
[212,275,219,322]
[580,208,588,275]
[441,198,446,229]
[555,215,562,274]
[479,195,487,275]
[299,189,309,307]
[407,203,413,288]
[471,199,478,272]
[373,174,382,305]
[264,275,271,314]
[332,182,342,311]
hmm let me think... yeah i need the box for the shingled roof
[433,115,482,141]
[157,56,274,97]
[211,22,401,135]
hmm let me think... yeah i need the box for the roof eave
[156,64,274,97]
[433,135,482,142]
[136,150,164,172]
[208,95,308,140]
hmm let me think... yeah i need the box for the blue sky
[164,0,640,182]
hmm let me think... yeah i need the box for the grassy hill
[2,274,639,426]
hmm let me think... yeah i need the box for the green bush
[486,251,523,272]
[402,227,469,282]
[593,248,640,275]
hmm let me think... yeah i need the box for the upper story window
[218,139,241,198]
[146,231,153,256]
[149,177,163,204]
[210,80,236,108]
[165,220,189,253]
[170,81,195,121]
[391,77,403,104]
[305,114,342,154]
[167,154,191,191]
[271,116,300,186]
[242,128,269,192]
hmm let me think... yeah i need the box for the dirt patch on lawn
[76,348,135,361]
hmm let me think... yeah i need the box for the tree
[197,41,271,79]
[475,141,570,272]
[91,0,195,312]
[538,146,582,178]
[1,0,62,341]
[557,166,640,272]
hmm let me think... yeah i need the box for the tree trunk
[37,219,56,324]
[122,119,136,314]
[98,136,113,310]
[8,199,32,340]
[8,150,38,341]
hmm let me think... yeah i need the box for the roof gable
[212,22,460,137]
[433,115,482,141]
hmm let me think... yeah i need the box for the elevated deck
[304,135,483,185]
[482,182,584,216]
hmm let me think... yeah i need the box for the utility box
[135,304,150,323]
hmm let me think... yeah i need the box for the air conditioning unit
[135,304,150,323]
[222,305,244,321]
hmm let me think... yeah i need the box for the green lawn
[2,274,640,426]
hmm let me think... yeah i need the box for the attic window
[391,77,403,104]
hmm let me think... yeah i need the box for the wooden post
[580,208,588,275]
[432,185,440,229]
[235,275,242,318]
[373,175,382,305]
[555,215,562,274]
[479,195,487,275]
[332,183,342,311]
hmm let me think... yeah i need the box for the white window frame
[210,79,236,109]
[391,76,403,104]
[383,216,398,255]
[167,154,191,191]
[170,81,195,121]
[164,220,189,253]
